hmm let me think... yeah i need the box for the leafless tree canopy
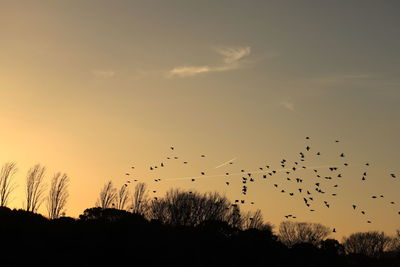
[0,162,17,207]
[131,182,148,215]
[146,189,271,230]
[47,173,69,219]
[278,221,331,247]
[116,184,130,210]
[241,209,272,231]
[147,189,231,226]
[392,230,400,252]
[96,181,117,209]
[343,231,394,258]
[25,164,46,212]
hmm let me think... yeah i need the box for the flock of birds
[122,137,399,233]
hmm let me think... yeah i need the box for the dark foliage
[0,207,399,267]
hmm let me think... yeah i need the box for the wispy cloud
[167,46,251,78]
[280,101,295,111]
[216,46,251,64]
[92,69,115,78]
[168,66,211,77]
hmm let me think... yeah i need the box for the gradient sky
[1,1,399,238]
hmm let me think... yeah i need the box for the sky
[0,1,399,239]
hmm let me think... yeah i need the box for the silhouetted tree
[242,209,272,231]
[116,184,130,210]
[148,189,233,226]
[131,182,148,215]
[96,181,117,209]
[79,207,145,223]
[278,221,330,247]
[224,204,242,229]
[343,231,393,258]
[47,173,69,219]
[320,238,345,255]
[0,162,17,207]
[25,164,46,212]
[394,230,400,252]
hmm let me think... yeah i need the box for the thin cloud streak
[280,101,295,111]
[166,46,251,78]
[92,69,115,78]
[215,157,237,169]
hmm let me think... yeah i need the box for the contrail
[215,157,237,169]
[163,164,339,182]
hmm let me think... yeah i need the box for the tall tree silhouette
[116,184,130,210]
[47,173,69,219]
[25,164,46,212]
[131,182,148,215]
[97,181,117,209]
[0,162,17,207]
[278,221,330,247]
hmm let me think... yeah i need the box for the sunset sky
[1,1,399,238]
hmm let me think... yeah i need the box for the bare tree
[96,181,117,209]
[148,189,233,227]
[131,182,148,215]
[0,162,17,207]
[343,231,393,258]
[25,164,46,212]
[47,173,69,219]
[392,230,400,252]
[241,209,272,231]
[224,204,242,229]
[116,184,130,210]
[278,221,331,247]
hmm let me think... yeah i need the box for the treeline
[1,164,400,266]
[0,184,399,266]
